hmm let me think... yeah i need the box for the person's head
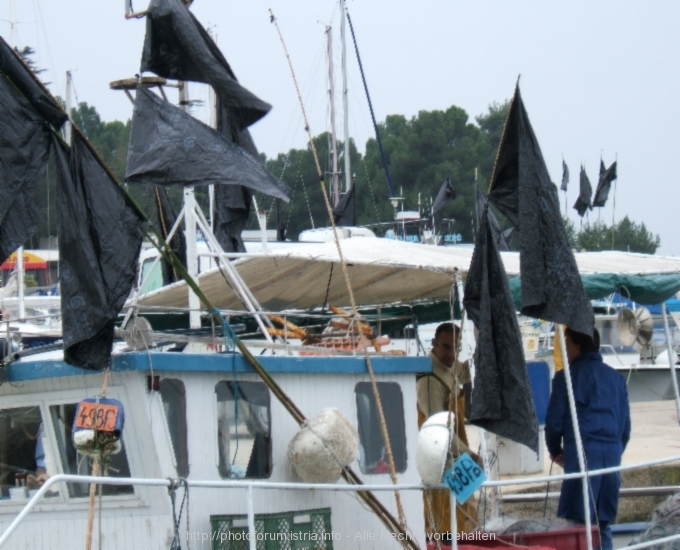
[431,322,460,367]
[564,326,600,363]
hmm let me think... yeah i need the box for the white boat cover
[135,239,680,311]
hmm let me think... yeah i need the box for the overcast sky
[3,1,679,255]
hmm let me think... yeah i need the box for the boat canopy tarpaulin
[54,134,144,370]
[140,0,271,130]
[1,251,48,270]
[126,87,289,202]
[464,207,539,452]
[134,239,680,312]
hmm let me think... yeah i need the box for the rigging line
[270,10,408,534]
[33,0,60,96]
[299,166,316,230]
[345,9,396,198]
[360,155,381,223]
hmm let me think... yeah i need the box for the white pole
[325,26,340,207]
[258,211,268,254]
[9,0,17,51]
[340,0,351,194]
[450,490,458,550]
[247,484,257,550]
[208,37,218,232]
[557,325,593,550]
[179,81,201,329]
[661,303,680,425]
[9,2,24,321]
[65,71,73,144]
[16,248,24,320]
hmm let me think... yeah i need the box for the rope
[84,368,110,550]
[168,478,189,550]
[322,263,334,312]
[270,11,413,544]
[543,460,554,518]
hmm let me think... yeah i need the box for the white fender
[416,411,454,485]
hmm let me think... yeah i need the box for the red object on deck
[428,545,555,550]
[426,525,599,550]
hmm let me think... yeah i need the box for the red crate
[426,525,599,550]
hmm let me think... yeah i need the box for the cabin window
[160,379,189,477]
[215,381,271,479]
[0,406,60,499]
[355,382,407,474]
[140,257,163,293]
[49,403,134,497]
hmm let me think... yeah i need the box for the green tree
[570,216,660,253]
[14,45,47,78]
[612,216,660,253]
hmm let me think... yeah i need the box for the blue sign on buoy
[444,452,487,504]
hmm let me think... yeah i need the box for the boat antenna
[345,8,396,198]
[270,10,410,537]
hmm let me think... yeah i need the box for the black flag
[333,186,356,227]
[487,84,593,337]
[573,166,592,217]
[212,99,261,253]
[151,186,187,285]
[432,177,456,215]
[141,0,270,130]
[593,160,617,208]
[464,205,539,452]
[560,160,569,192]
[0,37,67,130]
[0,68,50,262]
[475,185,510,251]
[55,134,144,370]
[125,87,289,201]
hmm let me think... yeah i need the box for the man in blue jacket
[545,327,631,550]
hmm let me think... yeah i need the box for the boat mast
[9,2,24,319]
[340,0,351,194]
[179,81,201,329]
[325,26,340,207]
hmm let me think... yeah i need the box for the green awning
[509,273,680,308]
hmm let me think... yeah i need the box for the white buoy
[288,408,359,483]
[416,411,455,485]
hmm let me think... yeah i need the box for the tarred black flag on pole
[151,185,187,285]
[55,134,144,370]
[573,166,593,217]
[593,160,617,208]
[464,205,539,452]
[560,159,569,192]
[432,177,456,215]
[487,84,593,337]
[140,0,271,130]
[126,87,289,201]
[0,67,49,263]
[475,185,510,251]
[333,185,356,227]
[0,36,65,263]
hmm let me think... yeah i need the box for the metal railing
[2,454,680,549]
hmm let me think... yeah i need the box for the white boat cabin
[0,350,430,549]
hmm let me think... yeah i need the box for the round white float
[288,408,359,483]
[416,411,455,485]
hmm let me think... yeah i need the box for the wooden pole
[84,457,100,550]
